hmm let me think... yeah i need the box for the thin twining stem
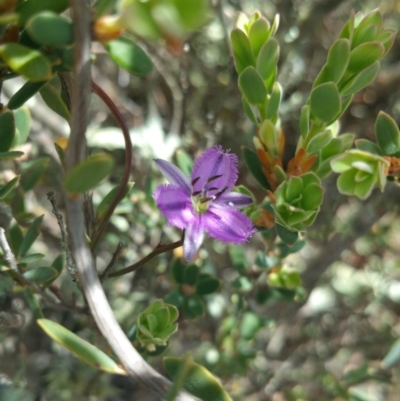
[100,240,125,281]
[107,236,183,278]
[90,81,133,251]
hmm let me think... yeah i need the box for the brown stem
[100,240,125,281]
[90,81,133,251]
[107,237,183,278]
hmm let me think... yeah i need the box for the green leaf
[24,288,44,319]
[238,66,267,105]
[23,266,58,283]
[301,183,323,210]
[0,110,15,152]
[18,253,45,264]
[240,312,261,340]
[0,151,24,160]
[8,81,47,110]
[256,38,279,91]
[338,12,355,41]
[51,253,66,274]
[382,339,400,369]
[64,154,115,193]
[230,28,255,74]
[37,319,126,374]
[355,9,382,39]
[309,82,341,123]
[10,223,23,257]
[377,29,396,56]
[229,245,249,273]
[375,111,400,157]
[182,295,204,319]
[13,106,31,146]
[248,17,270,57]
[54,142,65,165]
[275,224,298,245]
[355,139,383,155]
[265,82,282,120]
[0,43,52,81]
[171,258,185,284]
[26,11,73,47]
[196,277,220,295]
[184,264,199,286]
[314,39,350,86]
[20,158,49,191]
[347,42,384,73]
[16,0,69,26]
[19,215,44,256]
[164,357,233,401]
[241,97,257,124]
[40,82,70,121]
[96,182,133,218]
[105,37,153,76]
[300,105,310,138]
[175,149,193,177]
[306,130,332,154]
[94,0,116,18]
[242,146,271,190]
[0,175,20,199]
[340,62,380,96]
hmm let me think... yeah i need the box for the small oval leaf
[105,37,153,76]
[23,266,58,283]
[40,82,70,120]
[164,357,232,401]
[64,154,115,193]
[238,66,267,105]
[309,82,341,123]
[0,43,52,81]
[348,42,384,73]
[16,0,69,26]
[26,11,73,47]
[375,111,400,157]
[18,252,45,264]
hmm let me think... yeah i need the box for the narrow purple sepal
[216,192,254,208]
[153,184,194,229]
[191,145,238,196]
[183,217,205,261]
[154,159,191,195]
[203,203,255,244]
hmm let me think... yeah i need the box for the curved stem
[90,81,133,250]
[107,237,183,278]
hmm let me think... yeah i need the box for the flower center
[191,175,228,214]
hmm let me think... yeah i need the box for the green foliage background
[1,0,400,400]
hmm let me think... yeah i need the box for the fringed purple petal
[154,159,191,194]
[183,216,205,261]
[153,184,194,229]
[191,145,238,196]
[215,192,254,208]
[203,203,256,244]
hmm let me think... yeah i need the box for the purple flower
[153,145,256,261]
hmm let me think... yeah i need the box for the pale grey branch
[65,1,198,399]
